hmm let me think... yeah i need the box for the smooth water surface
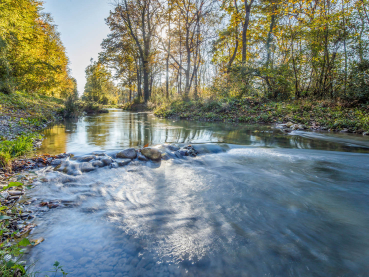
[26,110,369,276]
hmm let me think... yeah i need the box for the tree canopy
[0,0,76,97]
[88,0,368,104]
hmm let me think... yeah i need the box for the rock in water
[286,122,294,128]
[116,148,137,159]
[116,159,131,166]
[77,155,96,162]
[92,161,104,167]
[80,162,96,172]
[137,153,149,161]
[111,162,119,168]
[92,151,106,156]
[67,163,82,176]
[101,157,113,166]
[51,159,63,165]
[56,161,71,173]
[141,148,162,160]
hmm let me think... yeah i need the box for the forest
[83,0,369,106]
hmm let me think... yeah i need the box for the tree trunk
[241,0,254,63]
[143,60,150,102]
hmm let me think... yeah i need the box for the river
[25,109,369,276]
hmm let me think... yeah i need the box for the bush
[61,96,84,118]
[346,60,369,103]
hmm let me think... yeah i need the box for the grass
[154,97,369,133]
[0,91,64,170]
[0,91,64,123]
[0,134,40,168]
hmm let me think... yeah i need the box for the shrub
[61,96,84,118]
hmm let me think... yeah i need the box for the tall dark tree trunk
[143,60,150,102]
[228,0,239,69]
[266,13,276,68]
[166,0,171,99]
[241,0,254,63]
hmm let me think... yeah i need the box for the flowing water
[25,110,369,276]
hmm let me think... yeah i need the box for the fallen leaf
[31,237,44,246]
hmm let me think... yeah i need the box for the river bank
[0,92,73,275]
[152,98,369,134]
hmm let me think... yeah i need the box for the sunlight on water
[25,110,369,276]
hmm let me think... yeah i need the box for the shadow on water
[26,110,369,277]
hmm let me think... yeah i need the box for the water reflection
[27,111,369,276]
[39,110,369,155]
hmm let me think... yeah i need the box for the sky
[42,0,113,94]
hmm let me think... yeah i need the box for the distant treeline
[85,0,369,105]
[0,0,76,98]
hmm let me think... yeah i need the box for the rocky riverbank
[0,92,64,141]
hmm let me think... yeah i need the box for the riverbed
[25,109,369,276]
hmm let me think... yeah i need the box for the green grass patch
[154,97,369,133]
[0,91,64,122]
[0,134,40,168]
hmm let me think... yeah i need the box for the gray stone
[286,122,294,128]
[111,162,119,168]
[67,163,82,176]
[141,148,162,160]
[92,152,107,156]
[291,124,299,130]
[101,157,113,166]
[92,161,104,167]
[137,153,149,161]
[77,155,96,162]
[8,191,23,196]
[50,159,62,165]
[56,161,70,173]
[80,162,96,172]
[116,159,131,166]
[116,148,137,159]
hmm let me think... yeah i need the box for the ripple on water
[26,141,369,276]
